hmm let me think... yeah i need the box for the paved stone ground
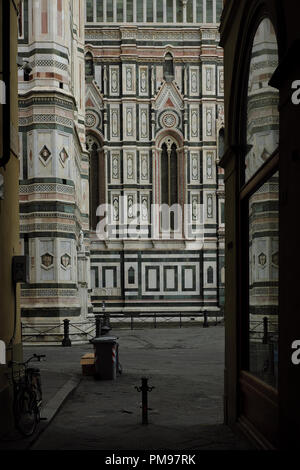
[23,325,253,451]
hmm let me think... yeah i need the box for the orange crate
[80,353,95,376]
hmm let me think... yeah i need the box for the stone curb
[29,375,81,450]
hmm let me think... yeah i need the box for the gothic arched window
[128,267,135,285]
[164,53,174,82]
[85,53,94,78]
[161,140,179,231]
[161,141,178,207]
[87,136,105,230]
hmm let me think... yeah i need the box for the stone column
[182,0,187,23]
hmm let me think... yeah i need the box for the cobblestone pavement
[24,325,253,451]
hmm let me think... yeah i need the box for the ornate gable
[85,81,104,134]
[154,81,184,112]
[85,80,104,110]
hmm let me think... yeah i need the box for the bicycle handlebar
[8,354,46,368]
[27,354,46,363]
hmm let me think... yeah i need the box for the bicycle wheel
[14,388,38,437]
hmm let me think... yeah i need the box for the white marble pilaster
[203,0,206,23]
[213,0,216,23]
[113,0,117,22]
[103,0,107,22]
[123,0,127,22]
[93,0,96,22]
[153,0,157,22]
[183,0,187,23]
[193,0,197,23]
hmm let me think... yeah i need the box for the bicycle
[8,354,46,437]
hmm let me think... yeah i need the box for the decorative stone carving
[78,230,84,251]
[139,66,148,95]
[140,153,149,181]
[207,195,213,218]
[141,196,149,221]
[85,113,97,128]
[191,109,199,138]
[206,69,212,91]
[272,252,279,267]
[113,196,119,221]
[126,108,133,136]
[110,67,119,94]
[140,109,148,138]
[218,68,224,94]
[127,195,134,219]
[127,154,134,179]
[258,252,267,266]
[39,145,51,165]
[111,109,119,137]
[126,67,133,91]
[206,108,213,136]
[112,154,120,180]
[192,196,199,221]
[41,253,53,269]
[207,152,213,178]
[59,148,69,166]
[191,154,199,181]
[161,112,177,128]
[61,253,71,269]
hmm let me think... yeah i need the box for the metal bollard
[95,315,101,338]
[263,316,268,344]
[135,377,155,425]
[102,301,111,330]
[203,310,209,328]
[62,319,72,347]
[203,311,209,328]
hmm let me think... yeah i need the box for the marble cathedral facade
[18,0,225,324]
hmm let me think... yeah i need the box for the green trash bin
[91,336,118,380]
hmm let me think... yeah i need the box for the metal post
[62,319,72,347]
[154,313,157,329]
[142,378,148,424]
[203,311,209,328]
[95,315,101,338]
[131,314,133,330]
[101,300,111,335]
[263,316,268,344]
[179,312,182,328]
[135,377,154,425]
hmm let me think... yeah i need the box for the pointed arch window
[161,140,179,232]
[128,267,135,285]
[87,136,105,230]
[85,53,94,78]
[161,141,178,207]
[164,53,174,82]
